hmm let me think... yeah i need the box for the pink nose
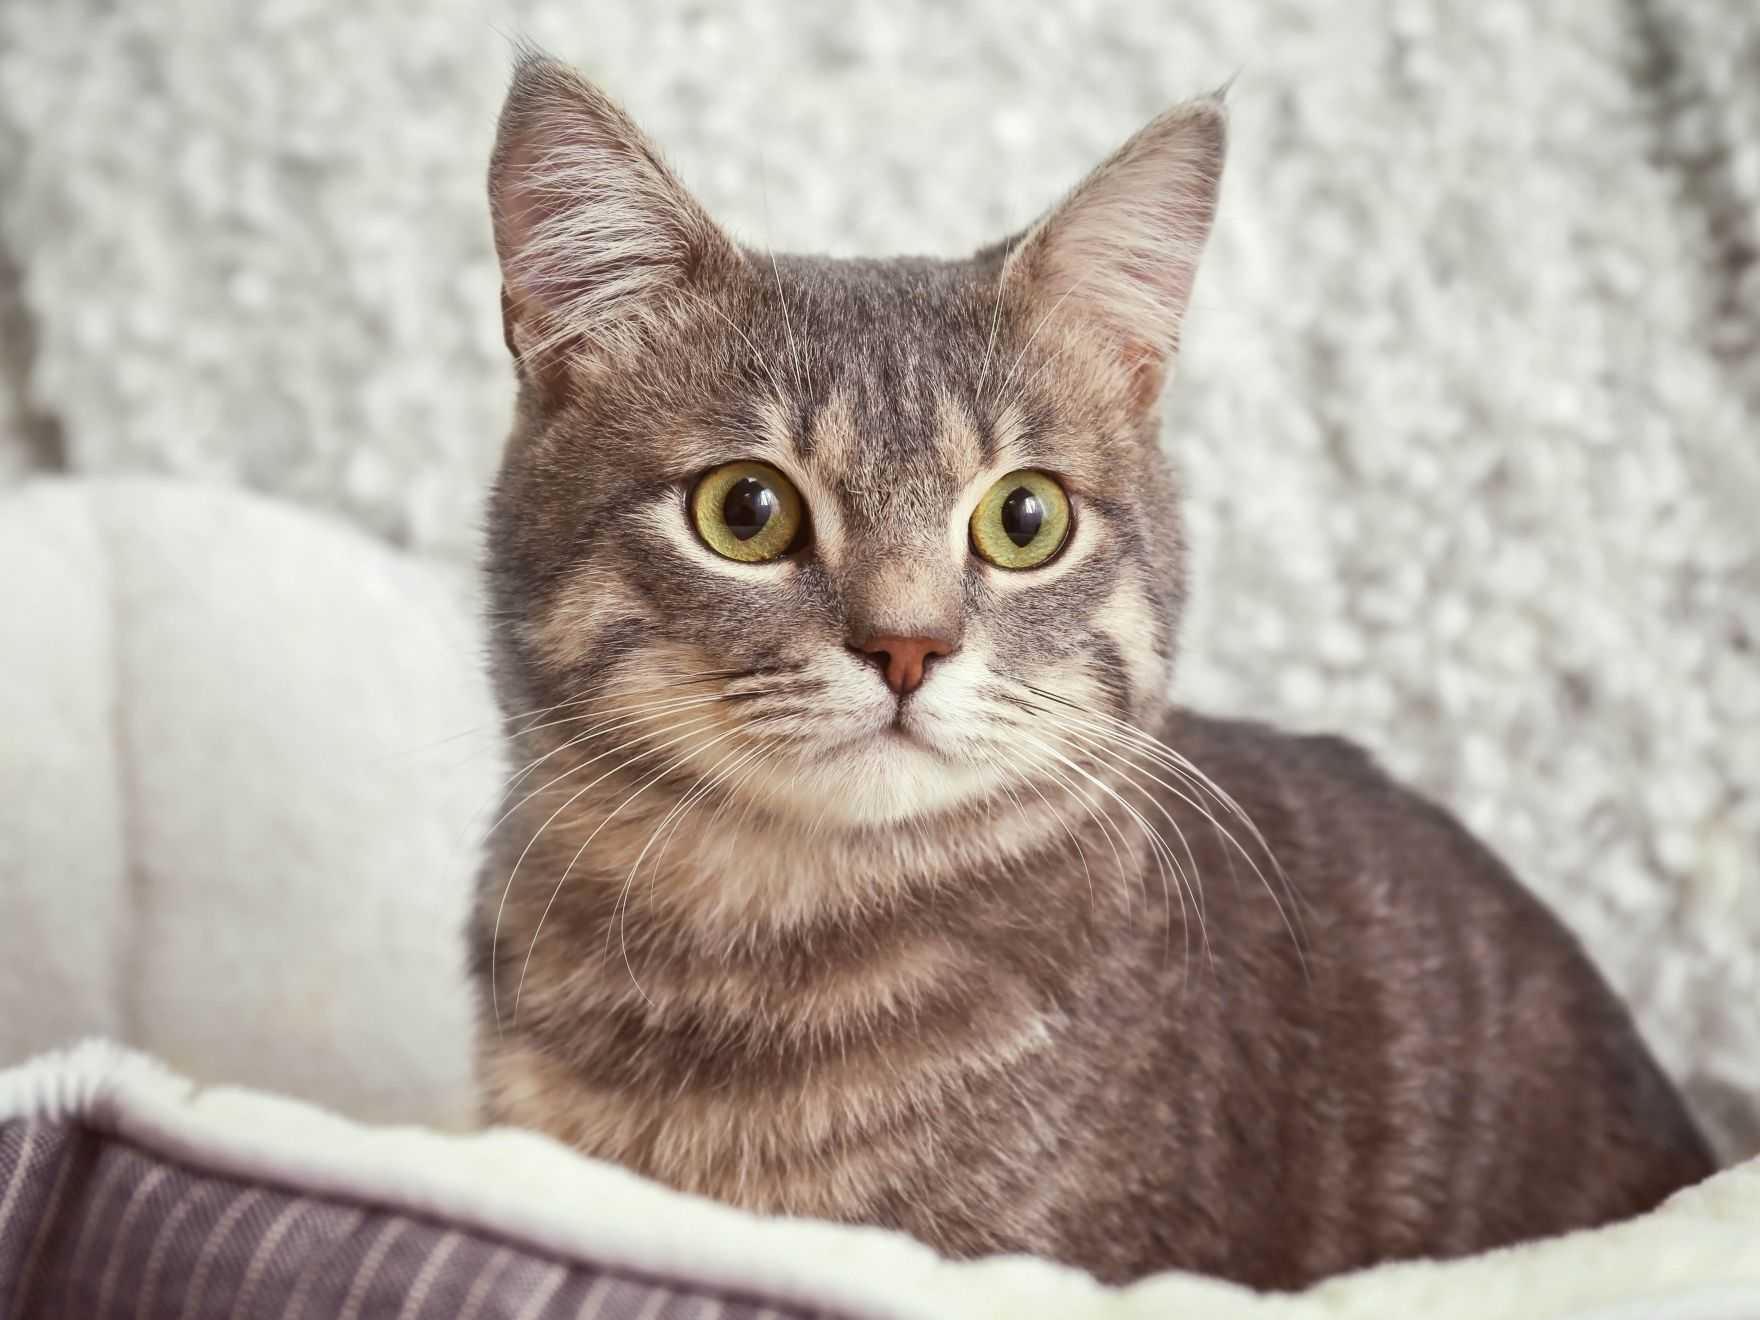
[855,634,955,696]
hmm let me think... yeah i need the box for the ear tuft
[489,53,736,395]
[1004,98,1227,406]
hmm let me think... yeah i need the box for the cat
[472,52,1715,1289]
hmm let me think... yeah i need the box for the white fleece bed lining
[3,1042,1760,1320]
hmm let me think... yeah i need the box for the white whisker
[1022,686,1309,977]
[490,706,742,1033]
[515,724,753,1019]
[1018,730,1204,978]
[988,270,1092,410]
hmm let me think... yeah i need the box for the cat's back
[1118,710,1716,1285]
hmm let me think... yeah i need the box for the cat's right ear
[999,97,1226,413]
[488,54,740,399]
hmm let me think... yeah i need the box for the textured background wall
[1,3,1755,1149]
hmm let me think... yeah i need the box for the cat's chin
[749,728,1001,829]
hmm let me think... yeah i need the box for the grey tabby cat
[473,54,1714,1288]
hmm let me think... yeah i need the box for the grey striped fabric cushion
[0,1120,828,1319]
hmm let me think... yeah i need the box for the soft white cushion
[0,478,496,1126]
[3,1042,1760,1320]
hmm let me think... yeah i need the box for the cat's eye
[969,470,1071,570]
[689,460,807,563]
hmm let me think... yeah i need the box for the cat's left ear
[1002,98,1226,410]
[489,53,741,399]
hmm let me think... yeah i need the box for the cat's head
[485,55,1224,830]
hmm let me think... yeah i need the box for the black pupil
[722,477,777,541]
[999,487,1043,547]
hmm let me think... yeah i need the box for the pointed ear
[1003,99,1226,410]
[489,54,739,397]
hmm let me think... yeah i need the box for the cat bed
[1,1042,1759,1320]
[0,478,497,1128]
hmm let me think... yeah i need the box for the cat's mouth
[814,711,954,765]
[733,684,1011,826]
[844,722,945,758]
[882,724,936,752]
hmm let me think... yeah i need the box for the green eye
[970,470,1071,569]
[690,460,807,563]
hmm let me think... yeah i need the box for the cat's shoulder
[1158,707,1389,796]
[1159,707,1525,900]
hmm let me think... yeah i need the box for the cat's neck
[479,720,1155,1216]
[488,715,1153,944]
